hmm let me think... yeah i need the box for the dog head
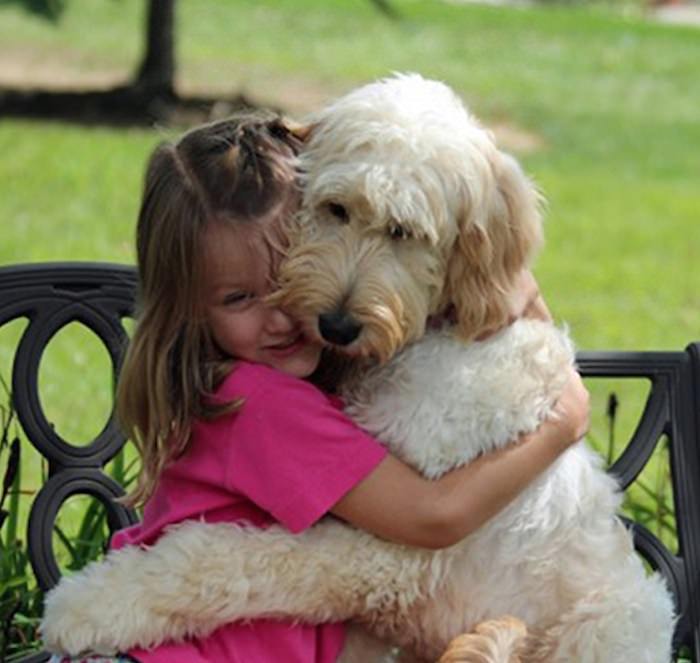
[272,73,544,362]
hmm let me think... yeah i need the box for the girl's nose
[265,306,297,333]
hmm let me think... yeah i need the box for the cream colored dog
[41,74,675,663]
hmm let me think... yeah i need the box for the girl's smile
[264,332,308,357]
[202,220,322,378]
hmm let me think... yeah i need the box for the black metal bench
[1,262,699,663]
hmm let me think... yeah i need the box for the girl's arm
[42,275,586,654]
[475,268,551,339]
[332,270,584,549]
[331,365,589,549]
[41,370,588,656]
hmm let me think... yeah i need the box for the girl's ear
[443,150,544,341]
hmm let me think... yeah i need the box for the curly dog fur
[41,74,675,663]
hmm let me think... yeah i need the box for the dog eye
[327,202,349,223]
[389,224,411,240]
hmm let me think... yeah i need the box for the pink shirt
[111,362,387,663]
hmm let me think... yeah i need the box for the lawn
[2,0,697,451]
[1,0,697,349]
[0,0,698,655]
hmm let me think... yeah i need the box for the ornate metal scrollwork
[0,263,140,595]
[2,264,698,661]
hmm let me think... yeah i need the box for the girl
[47,111,589,663]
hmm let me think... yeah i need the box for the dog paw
[438,616,528,663]
[41,582,137,655]
[40,549,167,655]
[41,588,169,655]
[41,623,119,657]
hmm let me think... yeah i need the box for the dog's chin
[322,342,386,366]
[300,325,377,362]
[304,328,396,364]
[325,341,368,360]
[334,328,412,365]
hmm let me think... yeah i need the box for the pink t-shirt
[111,362,387,663]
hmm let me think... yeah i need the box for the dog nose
[318,311,362,346]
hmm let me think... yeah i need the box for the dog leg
[533,573,674,663]
[41,518,434,656]
[437,617,528,663]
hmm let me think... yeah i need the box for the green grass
[0,1,697,655]
[0,1,695,464]
[0,0,697,350]
[2,122,160,264]
[0,0,696,532]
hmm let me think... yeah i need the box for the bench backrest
[1,262,699,662]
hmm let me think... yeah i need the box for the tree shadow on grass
[0,85,262,128]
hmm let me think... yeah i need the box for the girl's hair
[118,111,304,506]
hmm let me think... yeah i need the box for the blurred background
[0,0,697,349]
[0,0,698,658]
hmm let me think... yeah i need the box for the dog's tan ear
[443,150,544,341]
[284,120,315,143]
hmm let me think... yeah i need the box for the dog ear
[284,120,315,143]
[443,149,544,341]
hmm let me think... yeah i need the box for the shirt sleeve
[220,367,387,533]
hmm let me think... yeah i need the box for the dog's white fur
[41,74,675,662]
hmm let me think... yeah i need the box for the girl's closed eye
[223,291,257,307]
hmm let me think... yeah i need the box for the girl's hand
[540,367,591,451]
[476,271,552,340]
[507,270,552,323]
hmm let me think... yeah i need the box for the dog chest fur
[343,318,575,478]
[339,318,632,635]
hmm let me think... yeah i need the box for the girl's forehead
[203,222,266,261]
[201,221,273,285]
[201,169,298,276]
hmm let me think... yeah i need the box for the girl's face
[201,219,322,379]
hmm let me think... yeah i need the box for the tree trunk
[133,0,176,100]
[369,0,400,20]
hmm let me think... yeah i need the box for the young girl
[47,111,589,663]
